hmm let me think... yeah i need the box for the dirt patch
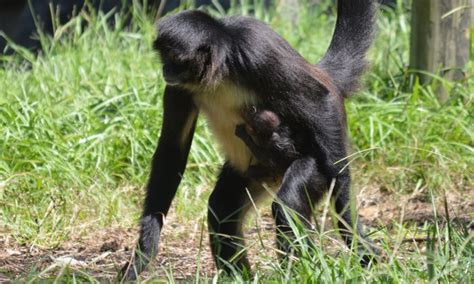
[357,187,474,227]
[0,219,217,281]
[1,188,472,281]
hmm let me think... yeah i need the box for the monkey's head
[244,108,281,138]
[154,11,229,88]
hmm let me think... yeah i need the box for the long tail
[318,0,376,97]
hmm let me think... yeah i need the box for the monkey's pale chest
[194,85,258,173]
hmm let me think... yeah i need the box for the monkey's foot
[357,242,381,266]
[118,261,140,282]
[117,260,146,282]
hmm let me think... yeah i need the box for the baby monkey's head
[243,107,281,139]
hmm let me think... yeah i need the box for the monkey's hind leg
[272,157,323,258]
[333,170,380,265]
[208,162,253,276]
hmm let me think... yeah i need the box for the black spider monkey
[121,0,377,280]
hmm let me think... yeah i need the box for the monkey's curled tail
[318,0,375,97]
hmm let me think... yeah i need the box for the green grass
[0,1,472,282]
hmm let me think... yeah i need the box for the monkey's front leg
[120,87,197,281]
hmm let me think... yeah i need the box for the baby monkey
[235,107,301,178]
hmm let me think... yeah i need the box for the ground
[1,187,472,282]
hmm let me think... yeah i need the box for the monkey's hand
[246,165,272,180]
[235,124,259,151]
[235,124,250,140]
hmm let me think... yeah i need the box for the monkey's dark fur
[121,0,377,280]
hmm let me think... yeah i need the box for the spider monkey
[121,0,377,280]
[235,107,326,251]
[235,107,302,178]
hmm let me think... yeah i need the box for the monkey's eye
[167,50,176,59]
[168,59,188,69]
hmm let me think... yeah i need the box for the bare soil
[1,187,472,281]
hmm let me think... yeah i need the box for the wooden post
[410,0,472,102]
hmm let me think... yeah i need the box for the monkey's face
[156,46,214,88]
[161,55,194,86]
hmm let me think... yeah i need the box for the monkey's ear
[196,45,212,62]
[198,44,226,85]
